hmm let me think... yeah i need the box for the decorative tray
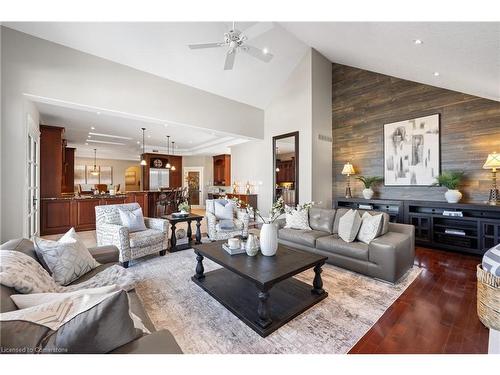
[222,243,246,255]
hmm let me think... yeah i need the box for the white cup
[228,238,240,250]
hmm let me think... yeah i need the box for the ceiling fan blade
[241,22,274,40]
[188,42,224,49]
[242,45,273,63]
[224,50,236,70]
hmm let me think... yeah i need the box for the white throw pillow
[338,209,362,243]
[118,207,147,232]
[357,212,384,244]
[284,206,312,230]
[214,201,235,220]
[34,228,100,286]
[0,250,63,294]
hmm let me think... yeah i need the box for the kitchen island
[40,191,148,235]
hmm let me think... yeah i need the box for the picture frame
[383,113,440,186]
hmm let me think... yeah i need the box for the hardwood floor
[349,246,489,354]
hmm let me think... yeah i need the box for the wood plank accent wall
[332,63,500,203]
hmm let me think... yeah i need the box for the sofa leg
[121,261,129,268]
[159,250,166,256]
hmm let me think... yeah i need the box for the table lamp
[341,162,356,198]
[483,152,500,205]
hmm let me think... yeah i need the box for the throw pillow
[0,250,63,294]
[0,290,141,353]
[34,228,100,286]
[284,206,312,230]
[338,209,362,243]
[219,219,235,230]
[118,207,147,232]
[214,201,235,220]
[482,244,500,277]
[357,212,384,244]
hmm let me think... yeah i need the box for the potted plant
[356,176,384,199]
[433,171,465,203]
[178,200,190,214]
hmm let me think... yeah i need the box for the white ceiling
[6,22,499,110]
[6,22,309,109]
[282,22,500,102]
[35,101,249,161]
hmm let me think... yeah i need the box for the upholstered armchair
[205,199,250,241]
[95,203,168,267]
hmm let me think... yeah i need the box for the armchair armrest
[95,223,131,263]
[88,245,120,264]
[144,217,169,250]
[206,211,218,239]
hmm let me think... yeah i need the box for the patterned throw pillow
[215,201,235,220]
[118,207,147,232]
[0,250,63,294]
[34,228,99,286]
[357,212,384,244]
[0,290,141,353]
[284,206,312,230]
[482,244,500,277]
[338,209,362,243]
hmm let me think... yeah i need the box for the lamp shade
[483,152,500,170]
[341,162,355,175]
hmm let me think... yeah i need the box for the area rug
[130,250,421,354]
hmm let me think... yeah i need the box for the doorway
[183,167,204,208]
[25,114,40,239]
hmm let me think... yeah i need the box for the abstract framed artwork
[384,114,440,186]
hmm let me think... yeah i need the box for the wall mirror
[273,131,299,206]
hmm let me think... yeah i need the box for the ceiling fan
[188,22,274,70]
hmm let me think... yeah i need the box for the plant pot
[362,188,374,199]
[260,223,278,256]
[445,189,462,203]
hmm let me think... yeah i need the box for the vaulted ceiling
[5,21,499,109]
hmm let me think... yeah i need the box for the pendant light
[90,149,100,176]
[165,135,171,169]
[171,141,176,171]
[140,128,147,166]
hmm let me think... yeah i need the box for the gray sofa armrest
[110,330,183,354]
[88,245,120,264]
[368,230,414,283]
[388,222,415,255]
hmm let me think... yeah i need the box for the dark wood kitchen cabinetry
[40,125,64,198]
[213,154,231,186]
[62,147,75,194]
[276,158,295,183]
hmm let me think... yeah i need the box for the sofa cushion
[0,238,40,262]
[278,228,330,247]
[68,263,118,285]
[358,210,391,236]
[317,236,369,261]
[284,206,312,230]
[309,207,335,234]
[128,229,164,248]
[333,208,350,234]
[338,209,362,243]
[357,212,384,244]
[216,218,243,232]
[96,203,141,226]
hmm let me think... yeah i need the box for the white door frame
[183,167,204,208]
[24,114,41,239]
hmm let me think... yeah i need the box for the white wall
[75,157,141,192]
[0,27,264,242]
[231,48,333,215]
[311,49,333,208]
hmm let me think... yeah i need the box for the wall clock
[153,159,163,168]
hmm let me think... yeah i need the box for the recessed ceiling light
[87,135,91,138]
[413,39,423,45]
[164,124,169,128]
[88,132,132,140]
[96,112,101,115]
[262,47,269,55]
[147,135,151,138]
[137,141,140,144]
[189,140,193,144]
[90,126,95,130]
[433,71,440,77]
[85,142,89,145]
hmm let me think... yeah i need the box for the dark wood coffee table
[191,241,328,337]
[162,213,203,252]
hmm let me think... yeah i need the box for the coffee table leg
[187,220,192,243]
[195,219,202,244]
[170,223,177,250]
[312,263,325,295]
[194,251,205,280]
[257,289,272,328]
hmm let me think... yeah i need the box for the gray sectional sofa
[278,207,415,283]
[0,238,182,354]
